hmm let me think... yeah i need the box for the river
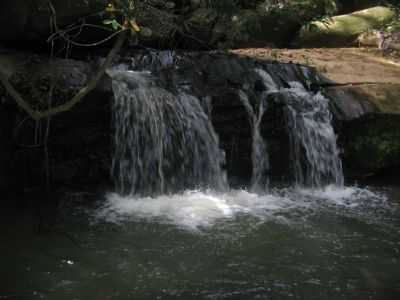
[1,185,399,300]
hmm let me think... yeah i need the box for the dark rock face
[47,87,112,189]
[0,103,16,193]
[1,48,398,196]
[159,53,258,186]
[339,114,400,179]
[1,50,310,193]
[0,52,113,194]
[129,52,327,186]
[326,83,400,180]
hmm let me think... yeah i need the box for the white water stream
[102,65,357,231]
[108,69,227,195]
[96,186,386,230]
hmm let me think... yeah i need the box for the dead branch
[0,30,127,120]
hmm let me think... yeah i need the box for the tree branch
[0,30,127,120]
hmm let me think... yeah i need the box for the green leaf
[111,20,121,30]
[103,19,114,25]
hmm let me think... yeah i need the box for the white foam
[295,185,387,207]
[95,186,387,230]
[96,190,293,230]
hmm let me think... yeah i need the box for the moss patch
[297,6,396,47]
[342,114,400,176]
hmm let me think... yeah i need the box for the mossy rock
[297,6,396,47]
[341,114,400,176]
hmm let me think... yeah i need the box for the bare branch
[0,30,128,120]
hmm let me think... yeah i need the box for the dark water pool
[1,186,400,300]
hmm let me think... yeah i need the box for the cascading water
[281,81,344,187]
[9,53,397,300]
[98,58,378,233]
[251,67,344,188]
[238,91,269,191]
[108,69,227,195]
[238,69,278,191]
[107,55,343,197]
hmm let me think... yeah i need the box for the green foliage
[263,0,338,23]
[101,1,179,40]
[204,0,241,15]
[103,19,123,30]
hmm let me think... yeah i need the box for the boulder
[0,103,16,193]
[325,83,400,178]
[0,50,112,192]
[339,114,400,178]
[327,84,400,120]
[296,6,396,47]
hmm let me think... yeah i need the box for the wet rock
[0,103,16,192]
[326,83,400,179]
[2,47,398,193]
[339,114,400,178]
[327,84,400,120]
[0,51,112,193]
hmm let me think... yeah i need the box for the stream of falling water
[238,91,269,191]
[251,67,344,188]
[108,65,344,194]
[108,69,227,195]
[3,57,399,300]
[237,67,343,190]
[282,81,344,187]
[248,69,281,191]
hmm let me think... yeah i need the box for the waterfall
[108,69,227,195]
[282,81,344,187]
[238,91,269,191]
[248,68,343,188]
[238,69,278,191]
[107,60,343,195]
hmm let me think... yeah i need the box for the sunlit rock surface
[296,6,396,47]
